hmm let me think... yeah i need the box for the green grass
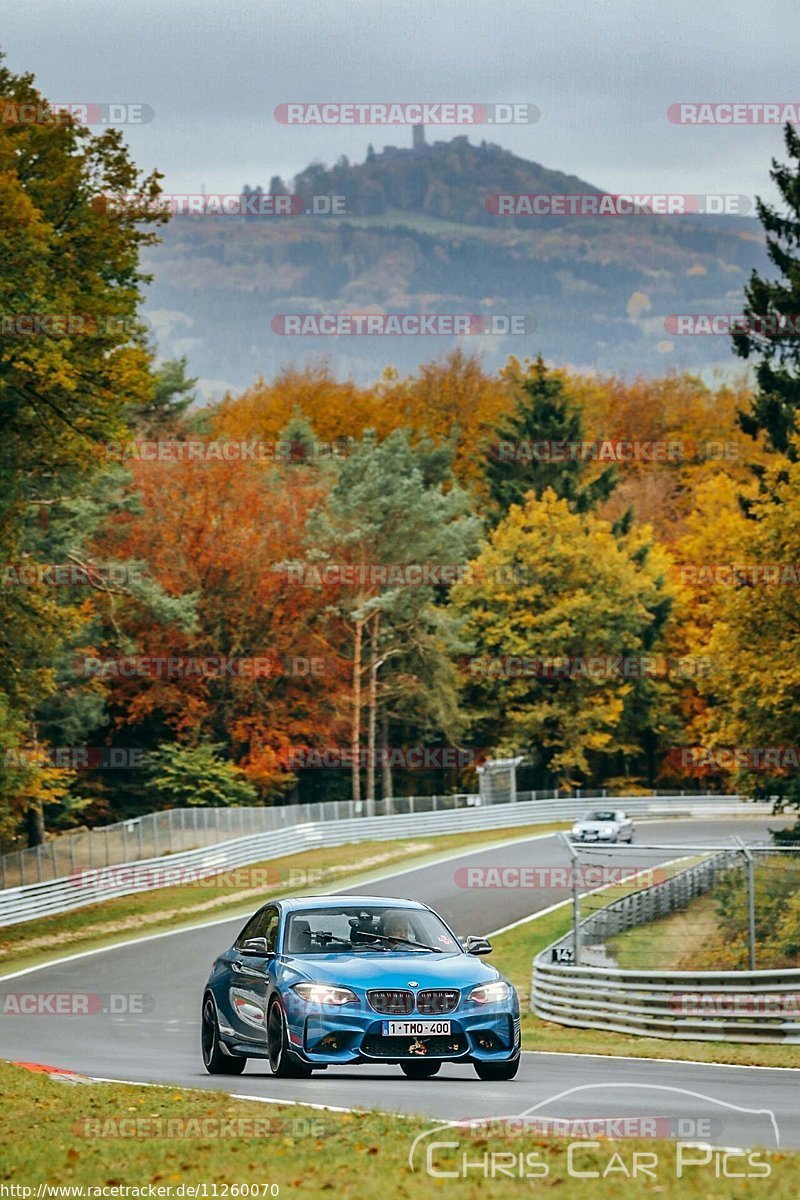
[0,822,568,976]
[606,893,721,970]
[490,897,800,1069]
[2,1060,797,1197]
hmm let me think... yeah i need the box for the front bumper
[285,1001,520,1065]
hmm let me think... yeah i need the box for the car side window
[263,910,280,953]
[236,905,279,948]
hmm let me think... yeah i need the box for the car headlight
[571,825,582,834]
[467,981,510,1005]
[599,828,614,838]
[292,984,358,1006]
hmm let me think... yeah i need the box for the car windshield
[283,905,460,956]
[584,810,617,822]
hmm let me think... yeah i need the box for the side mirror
[240,937,272,956]
[464,935,493,956]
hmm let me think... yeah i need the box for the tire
[267,998,313,1078]
[400,1060,442,1079]
[202,995,246,1075]
[474,1052,520,1082]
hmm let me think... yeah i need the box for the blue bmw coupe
[202,895,520,1080]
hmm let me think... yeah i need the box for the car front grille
[367,989,415,1015]
[416,989,459,1014]
[362,1033,467,1059]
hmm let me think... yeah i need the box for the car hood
[575,821,619,832]
[279,951,501,990]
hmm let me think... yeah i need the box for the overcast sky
[3,0,797,202]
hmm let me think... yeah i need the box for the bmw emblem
[408,980,419,987]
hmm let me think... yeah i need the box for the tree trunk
[25,803,45,848]
[25,720,45,847]
[365,612,381,811]
[381,709,394,811]
[351,617,363,804]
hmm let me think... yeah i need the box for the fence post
[738,841,757,971]
[560,833,580,965]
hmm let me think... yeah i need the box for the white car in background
[570,809,634,843]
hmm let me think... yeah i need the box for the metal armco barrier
[0,793,750,927]
[532,849,800,1044]
[0,787,737,887]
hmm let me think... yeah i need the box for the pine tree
[485,356,617,522]
[129,358,197,434]
[734,125,800,459]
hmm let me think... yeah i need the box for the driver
[381,911,416,944]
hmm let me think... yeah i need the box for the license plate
[381,1020,451,1036]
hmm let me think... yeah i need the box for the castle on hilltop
[381,124,471,159]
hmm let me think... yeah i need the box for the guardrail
[0,788,738,888]
[532,849,800,1043]
[0,793,752,928]
[575,849,742,947]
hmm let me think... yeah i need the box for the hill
[140,136,769,396]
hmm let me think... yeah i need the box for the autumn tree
[681,452,800,828]
[305,430,480,805]
[95,455,341,809]
[451,489,676,788]
[0,58,164,846]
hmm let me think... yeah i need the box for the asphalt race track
[2,816,798,1149]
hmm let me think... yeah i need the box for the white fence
[0,793,749,928]
[532,849,800,1043]
[0,787,726,887]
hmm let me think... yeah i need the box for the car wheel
[202,995,246,1075]
[474,1052,520,1081]
[267,998,312,1078]
[400,1060,442,1079]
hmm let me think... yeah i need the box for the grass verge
[491,898,800,1069]
[606,893,720,969]
[1,1060,797,1196]
[0,822,568,976]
